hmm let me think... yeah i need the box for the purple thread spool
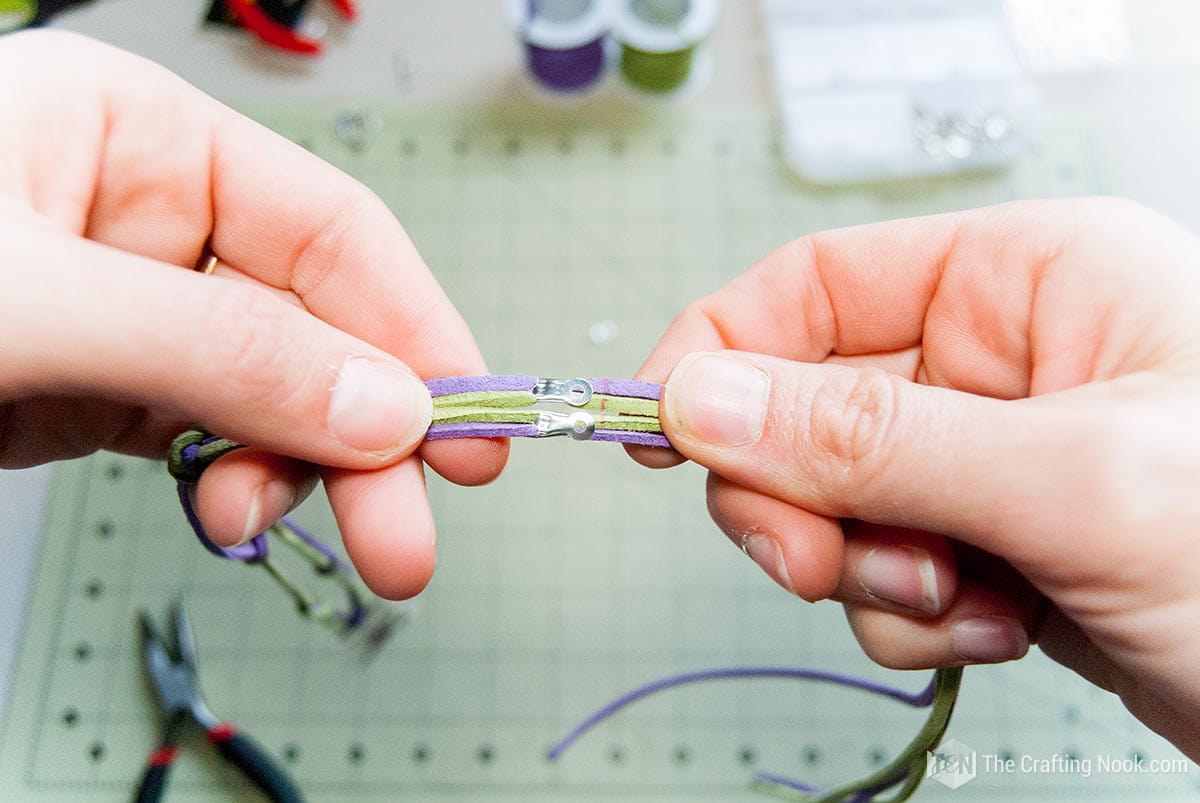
[527,37,606,90]
[507,0,610,92]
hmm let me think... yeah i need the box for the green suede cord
[167,428,244,482]
[751,667,964,802]
[433,408,542,425]
[266,521,369,631]
[433,406,662,432]
[433,390,535,410]
[592,416,662,432]
[583,395,660,418]
[434,391,660,419]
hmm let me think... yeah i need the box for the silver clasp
[532,377,593,407]
[535,411,596,441]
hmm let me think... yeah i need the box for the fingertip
[362,545,436,601]
[844,606,940,670]
[839,524,957,618]
[325,355,433,456]
[421,438,509,486]
[624,443,686,469]
[325,457,438,601]
[950,615,1030,665]
[705,475,844,602]
[659,351,771,455]
[844,580,1033,670]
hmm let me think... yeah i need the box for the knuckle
[1072,407,1182,538]
[804,368,899,488]
[289,190,387,298]
[206,285,306,403]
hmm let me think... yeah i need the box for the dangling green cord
[169,428,382,640]
[751,667,964,803]
[270,521,372,632]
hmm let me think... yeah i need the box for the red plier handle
[225,0,358,56]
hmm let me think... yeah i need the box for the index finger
[205,106,507,484]
[49,33,507,485]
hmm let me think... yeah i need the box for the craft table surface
[1,1,1200,801]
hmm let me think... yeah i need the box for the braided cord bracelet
[166,377,670,637]
[167,374,962,800]
[168,430,374,635]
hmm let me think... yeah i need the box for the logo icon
[926,739,977,789]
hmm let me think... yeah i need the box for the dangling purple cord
[176,480,267,563]
[548,666,936,760]
[174,433,368,631]
[279,515,342,570]
[755,770,898,802]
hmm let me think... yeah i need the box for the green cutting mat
[1,103,1197,802]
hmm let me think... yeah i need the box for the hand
[630,197,1200,759]
[0,31,507,599]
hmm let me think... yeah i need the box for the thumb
[3,229,432,468]
[660,350,1088,565]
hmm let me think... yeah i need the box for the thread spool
[612,0,718,93]
[508,0,611,92]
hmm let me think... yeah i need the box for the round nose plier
[134,603,304,803]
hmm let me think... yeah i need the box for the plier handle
[134,603,304,803]
[225,0,357,56]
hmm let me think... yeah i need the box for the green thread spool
[620,43,696,93]
[0,0,35,33]
[613,0,718,94]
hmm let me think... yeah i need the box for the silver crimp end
[533,377,593,407]
[535,411,596,441]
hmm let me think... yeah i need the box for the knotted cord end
[167,429,244,483]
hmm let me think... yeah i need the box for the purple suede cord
[283,515,367,629]
[425,374,538,397]
[424,422,672,448]
[424,422,539,440]
[586,378,662,400]
[754,772,876,802]
[590,429,671,448]
[178,474,367,627]
[177,480,267,562]
[283,516,342,569]
[178,438,266,562]
[424,375,664,402]
[547,667,937,762]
